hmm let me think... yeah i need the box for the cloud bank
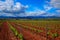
[0,0,28,17]
[0,0,60,17]
[50,0,60,14]
[50,0,60,9]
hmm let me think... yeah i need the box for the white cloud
[42,13,55,16]
[50,0,60,15]
[25,5,29,8]
[0,1,6,11]
[0,0,57,17]
[0,0,28,13]
[0,12,15,17]
[44,5,52,11]
[12,2,22,11]
[25,9,46,16]
[56,10,60,12]
[50,0,60,9]
[0,0,29,17]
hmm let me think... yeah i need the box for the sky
[0,0,60,17]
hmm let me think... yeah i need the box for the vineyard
[0,20,60,40]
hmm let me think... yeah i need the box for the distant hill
[0,16,60,19]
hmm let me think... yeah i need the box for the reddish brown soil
[0,22,20,40]
[10,22,60,40]
[0,21,60,40]
[10,22,47,40]
[16,22,46,37]
[12,22,47,37]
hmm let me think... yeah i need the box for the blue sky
[17,0,49,11]
[0,0,60,17]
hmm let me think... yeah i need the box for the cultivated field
[0,19,60,40]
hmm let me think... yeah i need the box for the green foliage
[18,34,23,40]
[47,32,51,35]
[52,33,59,38]
[37,30,43,33]
[31,28,35,30]
[8,23,23,40]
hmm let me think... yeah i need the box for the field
[0,19,60,40]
